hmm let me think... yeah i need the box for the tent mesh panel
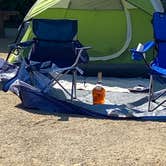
[69,0,123,10]
[127,0,154,14]
[54,0,123,10]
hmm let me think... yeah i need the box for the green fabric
[35,9,126,56]
[105,9,153,64]
[22,0,155,65]
[25,0,155,20]
[128,0,154,14]
[67,0,123,10]
[24,8,152,64]
[25,0,60,20]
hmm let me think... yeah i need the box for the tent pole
[150,0,164,12]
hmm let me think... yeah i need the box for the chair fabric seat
[29,19,88,68]
[131,12,166,111]
[30,39,89,68]
[151,62,166,76]
[33,19,77,41]
[154,42,166,69]
[153,12,166,41]
[30,40,77,67]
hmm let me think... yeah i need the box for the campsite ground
[0,38,166,166]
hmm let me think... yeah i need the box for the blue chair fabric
[11,19,90,100]
[152,12,166,41]
[130,12,166,111]
[151,12,166,69]
[32,19,77,41]
[30,39,88,68]
[29,19,89,67]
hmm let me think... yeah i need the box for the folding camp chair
[130,12,166,112]
[9,19,90,100]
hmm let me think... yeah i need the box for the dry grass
[0,39,166,166]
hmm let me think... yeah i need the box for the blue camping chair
[9,19,90,100]
[130,12,166,112]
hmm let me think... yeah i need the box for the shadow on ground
[15,102,166,122]
[15,103,98,121]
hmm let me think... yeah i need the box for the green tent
[9,0,165,76]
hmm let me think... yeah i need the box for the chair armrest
[130,41,155,61]
[142,41,155,52]
[73,46,91,66]
[8,40,34,51]
[76,46,92,51]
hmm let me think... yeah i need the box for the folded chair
[130,12,166,112]
[8,19,90,100]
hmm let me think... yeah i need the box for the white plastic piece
[136,43,144,52]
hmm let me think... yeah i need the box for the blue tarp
[0,58,166,121]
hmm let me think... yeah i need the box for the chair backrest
[29,19,88,67]
[152,12,166,68]
[32,19,77,41]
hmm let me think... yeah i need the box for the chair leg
[151,99,166,112]
[74,70,77,99]
[71,70,77,100]
[148,75,154,112]
[48,69,78,101]
[147,75,166,112]
[152,89,166,101]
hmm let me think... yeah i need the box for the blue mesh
[32,19,77,41]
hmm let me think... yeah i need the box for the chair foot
[148,75,154,112]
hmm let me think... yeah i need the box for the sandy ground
[0,39,166,166]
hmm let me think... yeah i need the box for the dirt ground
[0,39,166,166]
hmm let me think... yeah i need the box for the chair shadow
[126,96,148,108]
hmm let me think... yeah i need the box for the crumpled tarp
[1,59,166,121]
[0,58,18,83]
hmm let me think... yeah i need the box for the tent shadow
[15,103,105,121]
[15,103,166,122]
